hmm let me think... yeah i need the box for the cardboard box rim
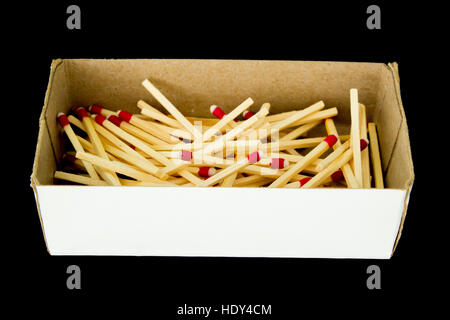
[30,59,415,258]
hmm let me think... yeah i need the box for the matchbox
[31,59,414,258]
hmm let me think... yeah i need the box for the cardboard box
[31,59,414,258]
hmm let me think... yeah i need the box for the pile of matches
[55,79,384,189]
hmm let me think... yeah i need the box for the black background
[7,1,444,317]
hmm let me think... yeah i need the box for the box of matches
[31,59,414,258]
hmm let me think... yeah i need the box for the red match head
[198,167,216,177]
[299,177,312,187]
[323,134,338,148]
[331,170,344,182]
[270,158,289,170]
[210,105,226,119]
[360,138,369,151]
[108,115,123,127]
[247,151,263,164]
[93,114,107,125]
[179,150,193,162]
[74,107,89,119]
[89,105,103,115]
[117,110,133,123]
[57,112,69,127]
[243,110,254,120]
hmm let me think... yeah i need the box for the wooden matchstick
[142,79,202,139]
[285,108,338,128]
[57,113,100,180]
[115,110,178,144]
[137,99,184,129]
[198,151,263,187]
[350,88,363,187]
[200,103,271,155]
[268,135,338,188]
[92,114,166,178]
[202,98,253,142]
[74,107,121,186]
[368,123,384,188]
[76,151,175,185]
[323,118,358,188]
[54,171,108,186]
[301,148,354,188]
[97,115,203,185]
[359,103,371,188]
[315,140,350,172]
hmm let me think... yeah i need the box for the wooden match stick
[315,140,350,172]
[301,148,354,188]
[198,151,263,187]
[74,115,171,178]
[350,88,363,188]
[200,103,271,155]
[57,113,100,180]
[54,171,108,186]
[99,115,203,185]
[115,110,178,144]
[268,134,338,188]
[210,104,238,130]
[359,103,371,188]
[88,105,116,117]
[76,151,175,185]
[202,98,253,141]
[74,107,121,186]
[93,114,166,179]
[285,108,338,128]
[142,79,202,139]
[137,99,184,129]
[368,123,384,188]
[323,118,358,188]
[270,101,325,133]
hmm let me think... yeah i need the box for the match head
[107,115,123,127]
[270,158,289,170]
[198,167,216,177]
[331,170,344,182]
[62,153,77,163]
[117,110,133,123]
[89,105,103,115]
[74,107,89,119]
[93,114,107,126]
[57,112,69,127]
[360,138,369,151]
[247,151,263,164]
[299,177,312,187]
[243,110,254,120]
[323,134,338,148]
[179,150,193,162]
[210,105,226,119]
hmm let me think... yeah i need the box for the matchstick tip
[331,170,344,182]
[243,110,255,120]
[210,105,218,113]
[198,167,216,177]
[210,105,226,119]
[270,158,288,170]
[324,134,338,148]
[299,177,312,187]
[117,110,133,122]
[360,138,369,151]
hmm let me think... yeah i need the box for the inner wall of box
[35,59,412,188]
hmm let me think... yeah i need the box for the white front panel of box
[36,186,406,259]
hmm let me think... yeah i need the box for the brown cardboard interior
[31,59,414,190]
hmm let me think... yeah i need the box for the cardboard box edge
[387,62,415,256]
[29,59,64,256]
